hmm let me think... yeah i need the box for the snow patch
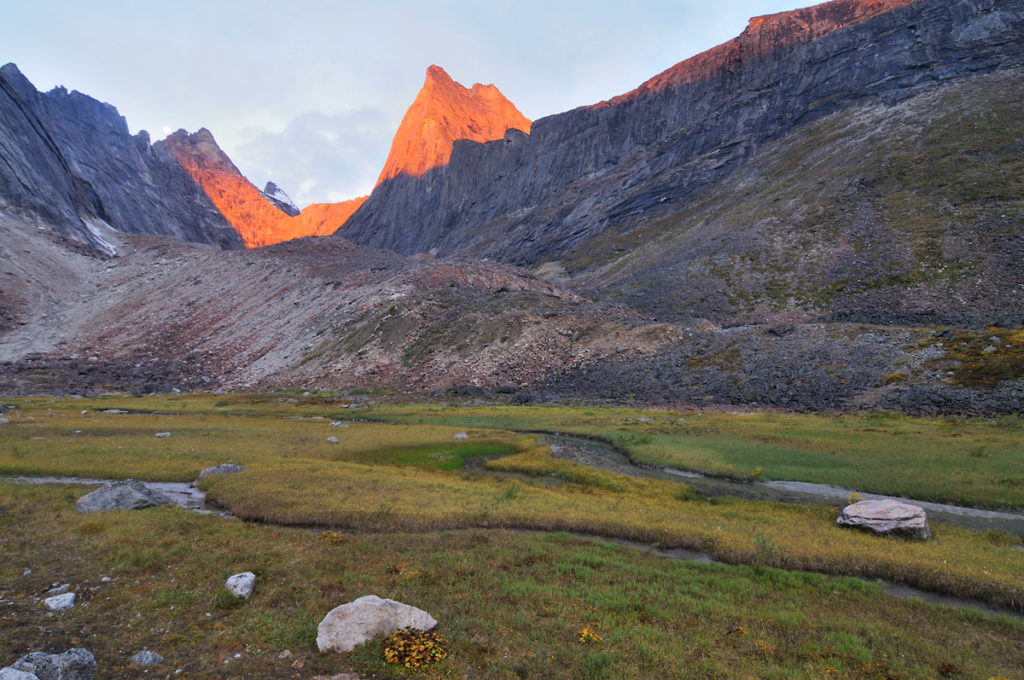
[83,218,119,256]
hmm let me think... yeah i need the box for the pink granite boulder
[837,499,930,540]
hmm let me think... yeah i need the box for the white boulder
[43,592,75,611]
[837,499,931,540]
[316,595,437,653]
[225,572,256,599]
[0,668,39,680]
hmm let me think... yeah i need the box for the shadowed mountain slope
[338,0,1024,287]
[0,63,241,252]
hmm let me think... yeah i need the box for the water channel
[4,422,1023,621]
[537,433,1024,538]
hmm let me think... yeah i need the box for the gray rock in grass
[10,648,96,680]
[194,463,246,485]
[75,480,173,513]
[0,668,40,680]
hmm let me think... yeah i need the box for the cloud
[227,107,395,206]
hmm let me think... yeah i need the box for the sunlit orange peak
[376,65,531,184]
[163,128,366,248]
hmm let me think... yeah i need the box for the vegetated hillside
[337,0,1024,307]
[2,203,1021,413]
[569,67,1024,327]
[0,64,241,252]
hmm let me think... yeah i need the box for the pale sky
[1,0,801,207]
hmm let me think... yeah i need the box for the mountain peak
[376,66,531,184]
[424,64,453,84]
[163,128,366,247]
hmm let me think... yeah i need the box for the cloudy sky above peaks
[3,0,798,207]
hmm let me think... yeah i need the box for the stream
[4,418,1024,622]
[2,475,218,514]
[537,433,1024,538]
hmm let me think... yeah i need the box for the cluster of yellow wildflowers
[318,530,345,544]
[576,627,602,644]
[382,627,448,669]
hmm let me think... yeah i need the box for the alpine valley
[1,0,1023,414]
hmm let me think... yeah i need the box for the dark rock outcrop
[0,63,241,252]
[339,0,1024,265]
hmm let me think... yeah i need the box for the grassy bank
[2,482,1022,679]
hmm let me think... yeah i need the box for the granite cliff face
[0,63,241,253]
[162,128,366,247]
[339,0,1024,271]
[376,65,531,185]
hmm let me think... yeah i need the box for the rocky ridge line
[0,63,241,252]
[162,128,366,248]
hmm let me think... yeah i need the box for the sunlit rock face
[162,128,366,248]
[595,0,919,107]
[376,65,531,184]
[338,0,1023,268]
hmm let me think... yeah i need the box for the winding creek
[4,420,1024,622]
[537,433,1024,538]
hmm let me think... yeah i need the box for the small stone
[194,464,245,485]
[44,592,75,611]
[225,572,256,599]
[0,418,9,425]
[22,568,31,576]
[154,432,171,438]
[452,432,468,440]
[326,436,340,444]
[981,345,998,353]
[277,650,292,660]
[329,421,348,428]
[130,651,163,666]
[0,668,40,680]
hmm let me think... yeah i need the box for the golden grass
[204,449,1024,612]
[2,482,1023,679]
